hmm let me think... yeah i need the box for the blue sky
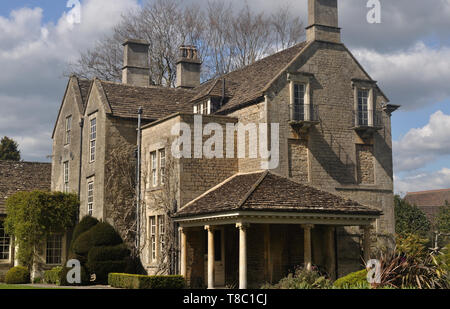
[0,0,449,194]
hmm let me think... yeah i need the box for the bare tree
[68,0,305,85]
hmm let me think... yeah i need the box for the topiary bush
[108,273,185,289]
[333,269,369,289]
[70,216,99,250]
[5,266,30,284]
[87,244,129,263]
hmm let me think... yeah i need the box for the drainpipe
[136,107,143,253]
[77,117,84,222]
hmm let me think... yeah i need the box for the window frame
[151,151,158,187]
[63,161,69,193]
[87,180,94,216]
[357,88,370,126]
[0,220,11,262]
[288,74,312,122]
[159,149,166,185]
[149,216,157,262]
[65,115,72,145]
[158,215,165,257]
[46,234,63,265]
[89,117,97,162]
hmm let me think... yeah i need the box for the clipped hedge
[333,269,368,289]
[44,266,63,284]
[72,222,123,257]
[108,273,185,289]
[5,266,30,284]
[70,216,99,249]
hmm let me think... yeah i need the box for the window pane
[293,84,305,121]
[0,221,10,260]
[46,234,62,265]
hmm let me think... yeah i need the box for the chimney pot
[176,46,201,89]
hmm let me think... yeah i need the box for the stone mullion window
[158,215,165,259]
[149,216,157,262]
[151,151,157,187]
[159,149,166,185]
[352,81,375,127]
[288,73,312,122]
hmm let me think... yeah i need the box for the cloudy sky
[0,0,449,195]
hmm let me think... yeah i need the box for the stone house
[0,161,51,280]
[51,0,399,288]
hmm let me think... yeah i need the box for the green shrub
[70,216,99,249]
[88,244,130,263]
[5,266,30,284]
[72,222,123,258]
[44,266,63,284]
[108,273,185,289]
[261,267,332,289]
[33,277,42,284]
[333,269,368,289]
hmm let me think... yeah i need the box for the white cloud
[0,0,139,162]
[395,168,450,194]
[353,42,450,110]
[393,111,450,172]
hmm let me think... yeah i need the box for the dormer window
[193,100,211,115]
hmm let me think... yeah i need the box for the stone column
[302,224,314,271]
[361,225,372,263]
[326,226,336,280]
[236,223,249,289]
[179,227,187,278]
[205,225,215,289]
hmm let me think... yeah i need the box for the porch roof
[174,171,382,222]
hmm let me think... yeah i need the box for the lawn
[0,283,70,289]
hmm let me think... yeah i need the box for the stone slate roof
[92,41,308,120]
[174,171,381,218]
[99,80,196,121]
[194,42,308,113]
[0,161,51,214]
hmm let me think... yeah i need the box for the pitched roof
[0,161,51,214]
[404,189,450,207]
[99,80,196,120]
[193,42,309,113]
[174,171,381,218]
[78,78,93,108]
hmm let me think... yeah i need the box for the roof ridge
[99,79,197,92]
[406,188,450,195]
[237,170,269,209]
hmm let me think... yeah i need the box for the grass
[0,283,71,289]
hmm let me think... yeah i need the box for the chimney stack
[122,39,150,87]
[306,0,341,43]
[176,46,201,89]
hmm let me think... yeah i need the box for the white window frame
[151,151,157,187]
[193,100,211,115]
[159,149,166,185]
[158,215,165,258]
[63,161,69,193]
[87,180,94,216]
[0,221,11,262]
[288,74,311,122]
[46,234,63,265]
[89,117,97,162]
[65,115,72,145]
[150,216,157,262]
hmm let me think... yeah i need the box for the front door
[204,227,225,287]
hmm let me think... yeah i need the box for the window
[87,181,94,216]
[151,151,157,187]
[63,161,69,193]
[159,149,166,185]
[0,221,10,261]
[357,89,369,126]
[46,234,62,265]
[150,216,156,262]
[65,115,72,145]
[158,215,165,256]
[193,100,211,115]
[89,118,97,162]
[293,83,305,121]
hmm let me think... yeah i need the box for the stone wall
[356,144,375,184]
